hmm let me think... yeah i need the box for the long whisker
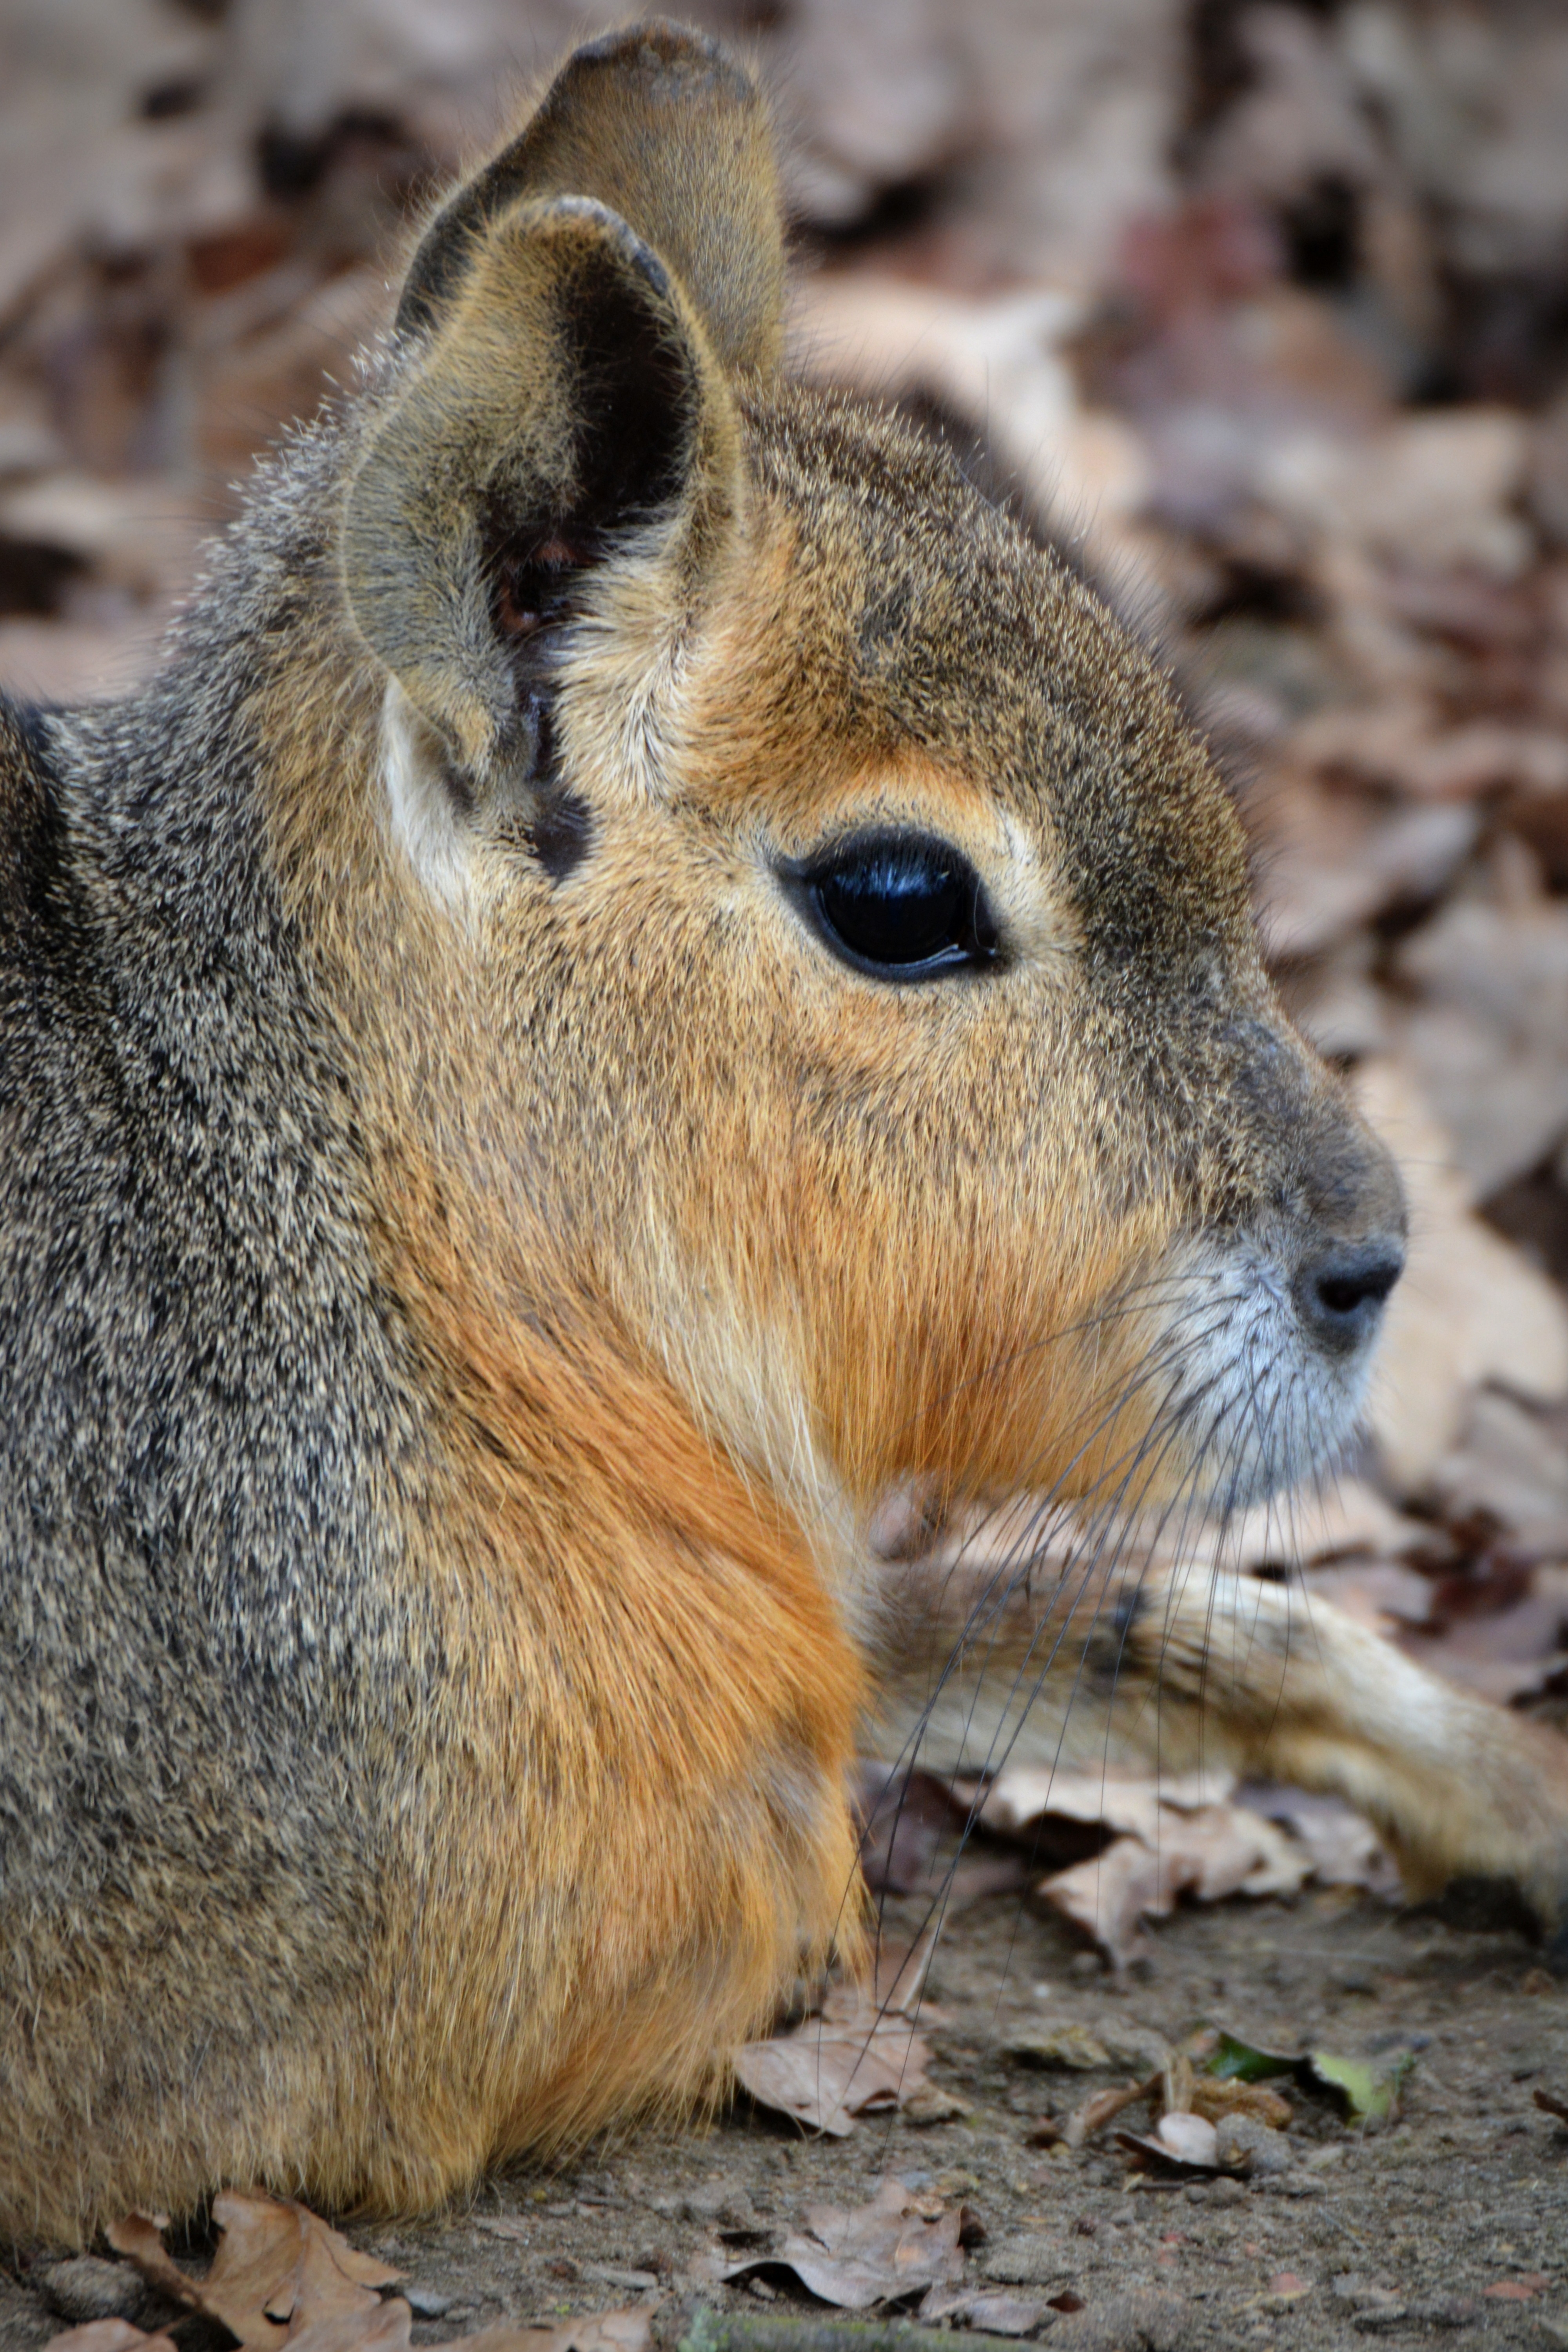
[856,1330,1219,1982]
[846,1238,1377,2082]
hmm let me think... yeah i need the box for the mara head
[280,19,1403,1564]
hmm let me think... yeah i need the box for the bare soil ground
[350,1890,1568,2347]
[9,1890,1564,2352]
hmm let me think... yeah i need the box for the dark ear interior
[477,231,699,789]
[396,19,785,376]
[342,197,737,799]
[482,230,695,579]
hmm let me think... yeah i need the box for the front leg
[1124,1563,1568,1950]
[868,1534,1568,1954]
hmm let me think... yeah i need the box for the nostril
[1297,1243,1404,1349]
[1317,1262,1400,1317]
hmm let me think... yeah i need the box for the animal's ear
[342,192,739,802]
[397,20,784,376]
[342,22,781,819]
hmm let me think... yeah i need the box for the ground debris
[105,2196,399,2352]
[702,2177,965,2310]
[49,2198,652,2352]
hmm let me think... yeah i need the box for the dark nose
[1294,1240,1404,1356]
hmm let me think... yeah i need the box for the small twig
[1161,2049,1195,2116]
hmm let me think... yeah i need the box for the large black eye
[783,832,1001,980]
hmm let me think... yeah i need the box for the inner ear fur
[397,20,785,377]
[342,194,742,788]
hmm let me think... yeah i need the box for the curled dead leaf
[1063,2079,1157,2148]
[99,2218,200,2319]
[971,1766,1235,1844]
[713,2176,966,2309]
[1188,2078,1294,2130]
[1238,1785,1398,1895]
[733,2013,930,2136]
[1035,1805,1312,1967]
[107,2195,399,2352]
[49,2297,652,2352]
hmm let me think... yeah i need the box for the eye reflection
[783,832,1002,981]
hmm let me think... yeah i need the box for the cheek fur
[619,978,1187,1521]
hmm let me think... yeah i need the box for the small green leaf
[1207,2030,1418,2122]
[1305,2047,1417,2123]
[1207,2032,1301,2083]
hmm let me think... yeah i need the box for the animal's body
[2,20,1566,2247]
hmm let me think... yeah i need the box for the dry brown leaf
[733,2011,931,2137]
[275,2304,414,2352]
[972,1765,1234,1844]
[857,1766,1032,1905]
[919,2286,1051,2336]
[1036,1806,1312,1967]
[715,2175,966,2308]
[1038,1837,1187,1969]
[1188,2078,1294,2129]
[1355,1057,1568,1487]
[844,1924,938,2022]
[43,2327,178,2352]
[48,2299,650,2352]
[733,1924,942,2134]
[100,2218,200,2318]
[1062,2079,1156,2148]
[1238,1785,1398,1893]
[108,2194,399,2352]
